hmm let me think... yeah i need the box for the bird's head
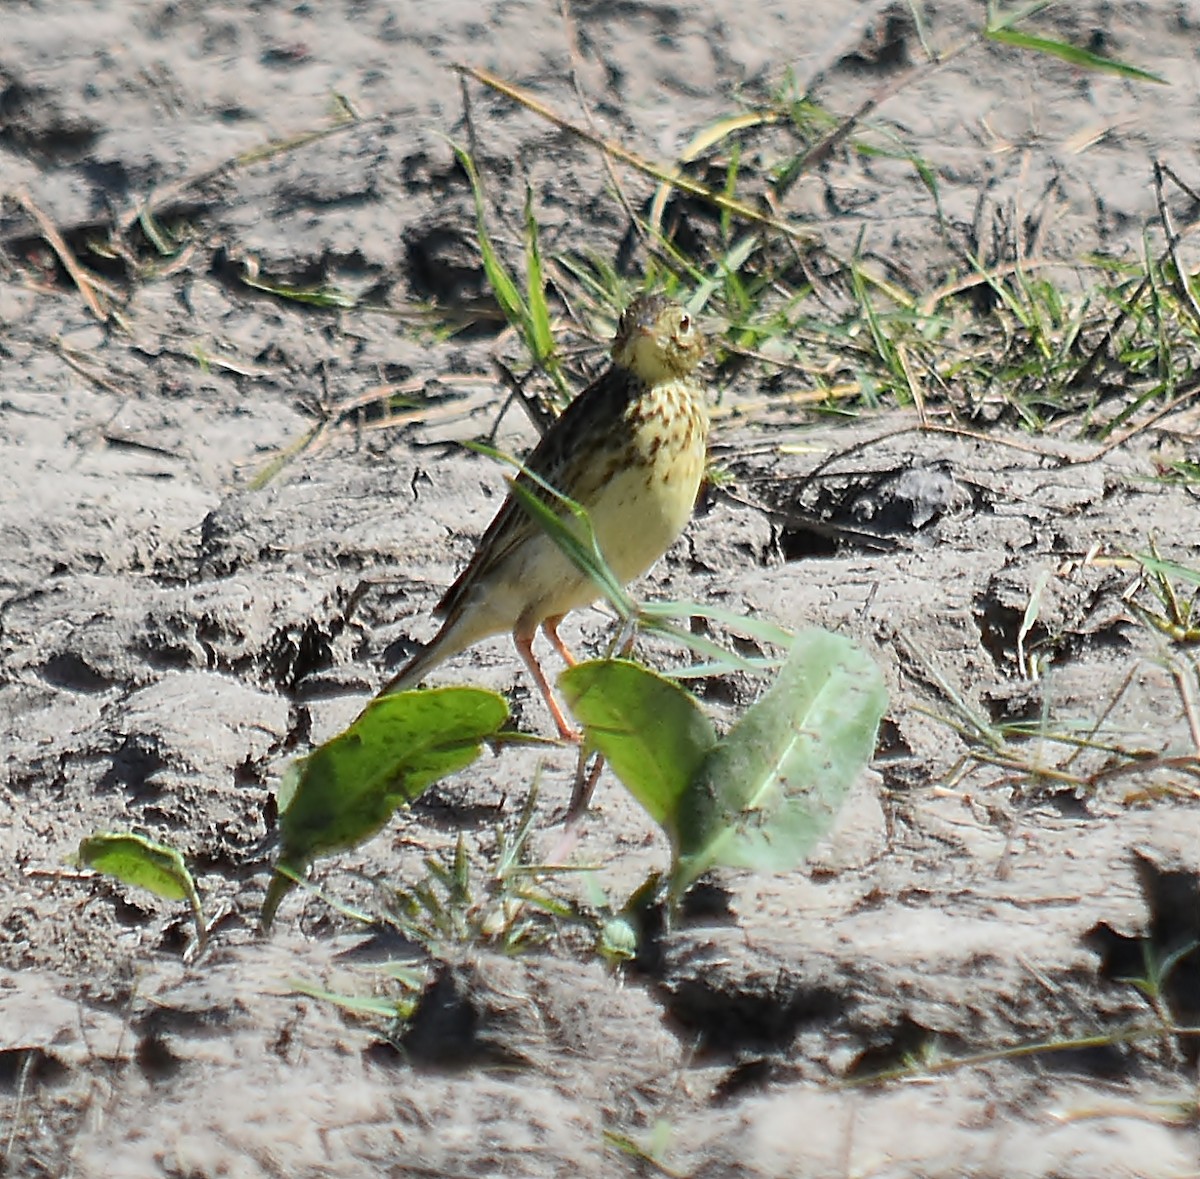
[611,295,705,381]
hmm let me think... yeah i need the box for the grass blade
[985,27,1167,84]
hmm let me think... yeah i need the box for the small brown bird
[380,294,709,738]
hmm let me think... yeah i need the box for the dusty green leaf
[670,629,888,895]
[77,831,197,903]
[263,687,508,929]
[76,831,205,946]
[559,659,716,826]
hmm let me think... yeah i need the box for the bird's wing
[433,363,636,621]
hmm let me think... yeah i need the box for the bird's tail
[376,612,472,697]
[377,645,438,697]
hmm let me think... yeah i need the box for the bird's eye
[677,313,692,334]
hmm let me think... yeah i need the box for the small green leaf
[559,660,716,825]
[1134,551,1200,588]
[263,687,508,929]
[240,270,358,307]
[597,915,639,963]
[76,831,196,902]
[670,629,888,896]
[76,831,205,947]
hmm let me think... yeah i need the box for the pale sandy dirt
[5,2,1200,1177]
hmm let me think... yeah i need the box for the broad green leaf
[76,832,195,902]
[76,831,205,946]
[262,687,507,929]
[559,660,716,825]
[670,629,887,896]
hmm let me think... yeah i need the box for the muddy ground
[5,1,1200,1176]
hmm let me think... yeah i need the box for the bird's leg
[541,615,577,667]
[541,614,609,827]
[513,627,579,742]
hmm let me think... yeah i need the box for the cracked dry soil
[6,2,1200,1177]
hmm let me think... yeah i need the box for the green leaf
[240,270,359,307]
[638,599,795,677]
[640,599,796,646]
[523,185,556,372]
[984,27,1167,84]
[558,660,717,825]
[670,629,888,896]
[262,687,508,929]
[76,831,205,947]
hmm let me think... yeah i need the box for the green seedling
[560,629,888,904]
[378,781,573,957]
[1126,545,1200,642]
[75,831,206,951]
[455,5,1171,434]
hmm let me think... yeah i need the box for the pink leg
[513,628,579,742]
[542,614,577,667]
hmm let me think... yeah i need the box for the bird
[378,293,709,739]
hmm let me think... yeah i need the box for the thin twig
[455,63,818,247]
[115,104,371,234]
[15,187,109,322]
[491,357,555,439]
[1089,377,1200,460]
